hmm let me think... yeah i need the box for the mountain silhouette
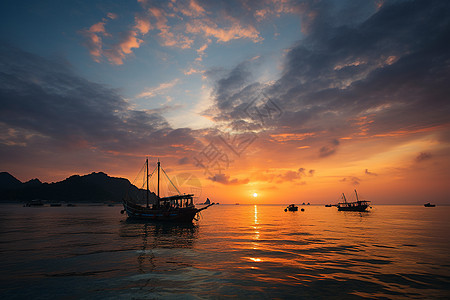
[0,172,22,189]
[0,172,146,203]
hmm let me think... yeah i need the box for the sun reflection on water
[249,257,262,262]
[251,204,261,259]
[253,204,260,241]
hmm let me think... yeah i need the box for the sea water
[0,204,449,299]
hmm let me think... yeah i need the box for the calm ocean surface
[1,204,449,299]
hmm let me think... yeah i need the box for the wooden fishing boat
[336,190,371,212]
[424,202,436,207]
[122,159,213,222]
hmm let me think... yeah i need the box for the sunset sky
[1,0,449,204]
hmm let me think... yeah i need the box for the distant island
[0,171,146,203]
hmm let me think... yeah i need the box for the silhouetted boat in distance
[285,204,298,212]
[424,202,436,207]
[325,204,332,207]
[336,190,371,212]
[24,199,44,207]
[122,159,213,222]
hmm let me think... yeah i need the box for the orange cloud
[136,79,180,98]
[373,124,447,138]
[103,31,143,65]
[184,68,204,75]
[120,31,143,54]
[89,21,107,33]
[270,132,316,142]
[134,15,152,34]
[81,11,153,65]
[159,30,194,49]
[254,9,269,21]
[351,115,374,136]
[385,55,397,65]
[80,21,108,62]
[149,7,168,30]
[253,0,298,20]
[190,0,206,16]
[149,6,193,49]
[195,42,209,61]
[186,18,262,43]
[179,0,206,17]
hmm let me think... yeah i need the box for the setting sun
[253,193,258,198]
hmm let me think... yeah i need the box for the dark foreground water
[1,204,449,299]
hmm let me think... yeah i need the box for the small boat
[285,204,298,212]
[122,159,214,222]
[336,190,371,212]
[24,199,44,207]
[424,203,436,207]
[325,204,332,207]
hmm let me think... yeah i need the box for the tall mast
[146,158,149,208]
[157,159,160,199]
[355,189,359,202]
[342,193,347,203]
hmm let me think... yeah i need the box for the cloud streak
[136,79,180,99]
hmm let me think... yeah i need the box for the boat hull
[123,201,199,222]
[338,205,370,212]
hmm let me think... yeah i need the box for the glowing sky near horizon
[1,0,449,204]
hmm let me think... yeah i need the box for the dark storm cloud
[206,0,450,150]
[0,45,197,159]
[273,0,450,134]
